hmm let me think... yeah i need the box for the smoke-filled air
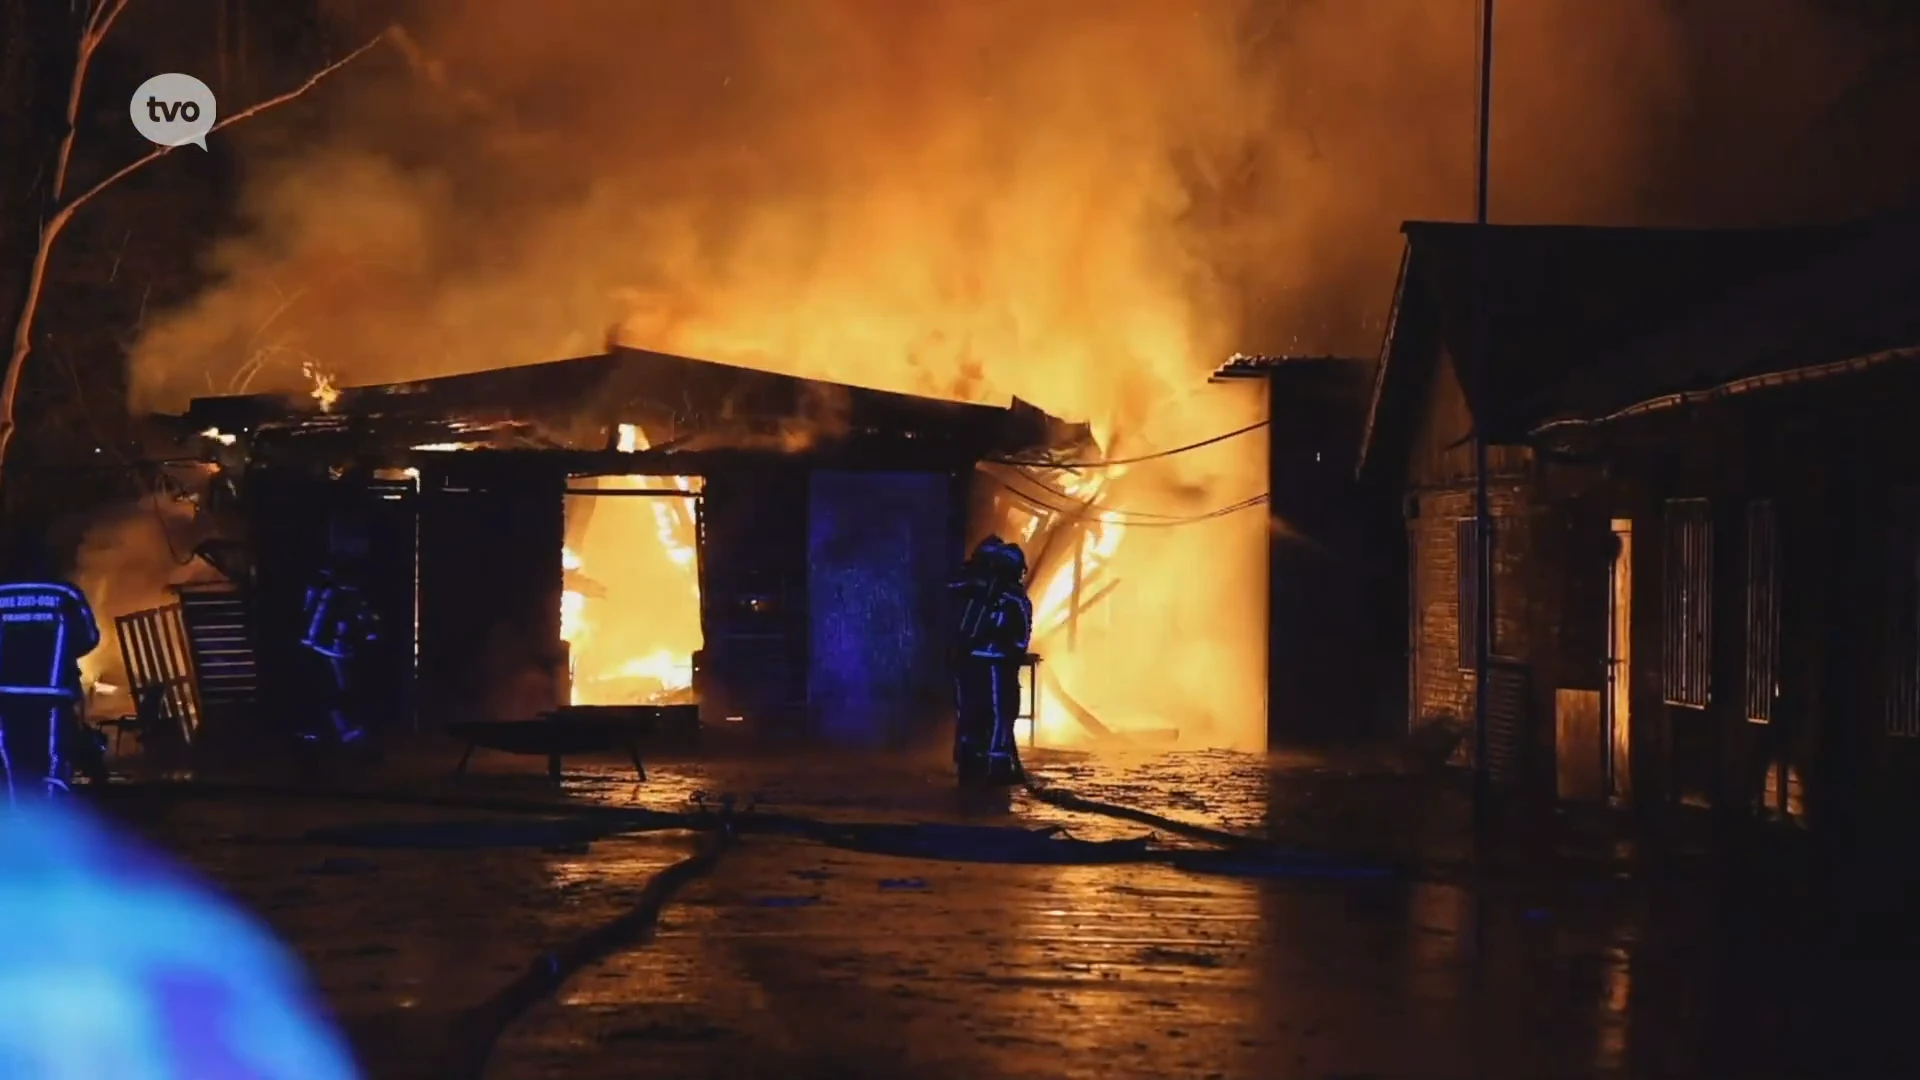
[122,0,1866,749]
[71,495,224,713]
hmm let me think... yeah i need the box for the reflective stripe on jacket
[0,581,99,698]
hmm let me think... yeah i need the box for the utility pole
[1471,0,1497,840]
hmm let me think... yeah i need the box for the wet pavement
[93,744,1918,1078]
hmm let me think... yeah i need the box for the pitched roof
[1355,219,1869,481]
[1534,211,1920,429]
[184,346,1090,466]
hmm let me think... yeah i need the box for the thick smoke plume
[124,0,1914,748]
[72,496,222,710]
[127,0,1739,407]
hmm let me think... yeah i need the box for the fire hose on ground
[83,778,1391,1076]
[440,802,739,1080]
[88,775,1400,877]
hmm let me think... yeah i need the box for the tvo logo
[129,73,217,150]
[145,97,202,124]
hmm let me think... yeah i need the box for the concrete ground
[91,743,1914,1079]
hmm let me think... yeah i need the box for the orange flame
[1017,466,1129,747]
[130,3,1282,750]
[301,361,340,412]
[559,423,702,706]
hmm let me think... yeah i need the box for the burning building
[171,345,1093,750]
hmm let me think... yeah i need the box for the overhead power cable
[983,472,1268,528]
[989,419,1271,469]
[1000,466,1258,522]
[993,466,1269,525]
[1113,493,1270,527]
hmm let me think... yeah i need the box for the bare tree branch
[84,0,134,46]
[54,0,134,202]
[246,284,312,351]
[0,24,394,492]
[61,30,392,228]
[388,24,497,117]
[51,23,91,200]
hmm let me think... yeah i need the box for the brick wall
[1410,482,1532,735]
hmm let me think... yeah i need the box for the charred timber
[1208,353,1368,382]
[179,346,1090,466]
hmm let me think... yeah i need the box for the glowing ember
[199,427,237,446]
[301,361,341,412]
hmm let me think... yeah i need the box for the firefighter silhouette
[951,535,1033,784]
[299,560,380,745]
[0,538,100,801]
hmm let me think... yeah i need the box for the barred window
[1888,488,1920,739]
[1745,500,1780,724]
[1457,517,1481,671]
[1662,498,1712,709]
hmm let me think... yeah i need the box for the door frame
[1606,517,1634,803]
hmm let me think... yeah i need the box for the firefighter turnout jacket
[0,581,99,701]
[954,549,1033,660]
[300,577,379,660]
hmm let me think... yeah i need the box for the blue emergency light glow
[0,802,362,1079]
[47,619,65,789]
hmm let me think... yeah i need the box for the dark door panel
[418,463,564,724]
[807,471,957,748]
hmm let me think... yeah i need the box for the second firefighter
[951,536,1033,784]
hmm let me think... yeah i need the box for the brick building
[1355,217,1883,810]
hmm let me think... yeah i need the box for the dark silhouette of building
[1359,213,1920,838]
[1213,354,1404,746]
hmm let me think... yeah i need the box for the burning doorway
[561,425,703,707]
[560,480,702,705]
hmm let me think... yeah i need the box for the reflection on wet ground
[102,795,695,1075]
[104,745,1916,1078]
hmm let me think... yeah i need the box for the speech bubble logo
[129,73,217,151]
